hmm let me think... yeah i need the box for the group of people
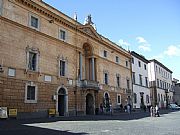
[99,103,160,117]
[150,105,160,117]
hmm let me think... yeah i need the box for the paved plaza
[0,110,180,135]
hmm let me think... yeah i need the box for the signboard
[9,109,17,117]
[0,107,8,119]
[49,109,56,116]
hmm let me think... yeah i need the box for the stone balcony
[125,89,132,94]
[78,80,99,90]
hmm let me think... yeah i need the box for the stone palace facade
[0,0,132,118]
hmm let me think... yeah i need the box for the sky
[44,0,180,80]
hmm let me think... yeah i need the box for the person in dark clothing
[120,104,123,112]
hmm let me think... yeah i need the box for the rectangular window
[157,79,159,87]
[30,16,39,29]
[8,68,16,77]
[139,74,142,86]
[60,60,66,76]
[132,58,134,64]
[29,52,37,71]
[25,82,37,104]
[146,95,149,104]
[117,95,121,104]
[27,86,35,100]
[126,61,128,67]
[145,77,148,87]
[127,79,130,89]
[104,73,108,85]
[138,61,141,67]
[117,76,120,87]
[134,93,137,103]
[116,56,119,63]
[132,72,135,84]
[104,50,107,57]
[60,30,66,40]
[144,64,146,70]
[160,80,162,88]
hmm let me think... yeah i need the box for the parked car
[168,104,180,110]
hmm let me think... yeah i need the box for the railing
[79,80,99,90]
[126,89,132,94]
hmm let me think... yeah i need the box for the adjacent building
[0,0,132,118]
[172,78,180,106]
[148,59,173,108]
[131,51,150,109]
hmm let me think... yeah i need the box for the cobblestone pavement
[0,110,180,135]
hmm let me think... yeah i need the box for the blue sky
[44,0,180,80]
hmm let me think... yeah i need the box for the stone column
[92,56,95,81]
[79,52,82,80]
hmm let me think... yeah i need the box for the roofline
[19,0,131,58]
[131,51,149,64]
[40,0,82,25]
[149,59,173,73]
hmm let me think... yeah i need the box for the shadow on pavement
[0,121,88,135]
[0,110,178,135]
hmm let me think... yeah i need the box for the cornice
[0,16,81,51]
[12,0,131,58]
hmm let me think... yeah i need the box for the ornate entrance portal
[86,93,94,115]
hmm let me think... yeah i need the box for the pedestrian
[124,105,127,112]
[100,103,103,114]
[120,104,123,112]
[155,105,160,117]
[150,106,153,117]
[109,104,112,115]
[127,104,130,114]
[147,104,151,112]
[143,105,146,112]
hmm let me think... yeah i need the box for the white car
[168,104,180,110]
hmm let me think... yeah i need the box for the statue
[84,14,94,25]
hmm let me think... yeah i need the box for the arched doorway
[58,88,67,116]
[104,92,110,112]
[86,93,94,115]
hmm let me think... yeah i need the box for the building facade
[0,0,132,118]
[172,78,180,106]
[148,59,173,108]
[131,51,150,109]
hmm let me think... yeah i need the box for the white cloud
[152,53,164,60]
[136,37,147,44]
[118,39,130,46]
[138,45,151,52]
[152,44,180,61]
[136,36,151,52]
[164,45,180,57]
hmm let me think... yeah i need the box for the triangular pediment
[78,24,101,40]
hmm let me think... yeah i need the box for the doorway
[58,88,66,116]
[86,93,94,115]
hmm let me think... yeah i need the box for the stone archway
[86,93,94,115]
